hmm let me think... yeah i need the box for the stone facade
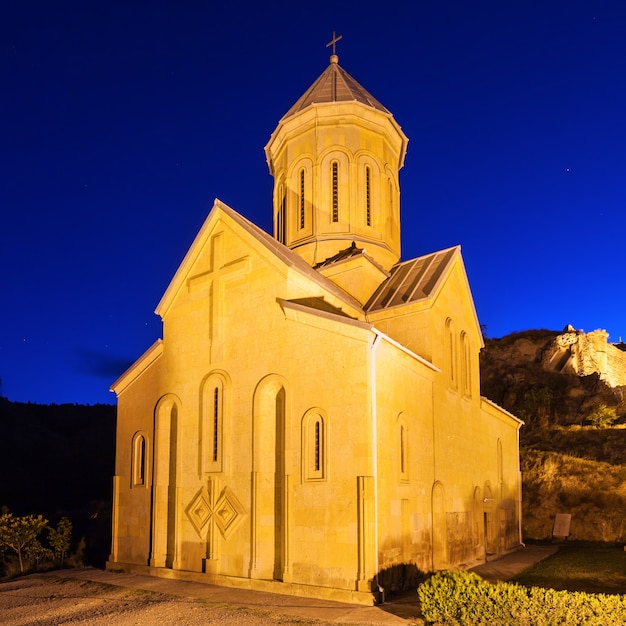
[107,52,523,604]
[544,326,626,388]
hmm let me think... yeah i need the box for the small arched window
[302,410,327,481]
[132,433,147,487]
[331,162,339,222]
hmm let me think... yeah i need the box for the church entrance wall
[150,395,180,569]
[250,376,289,581]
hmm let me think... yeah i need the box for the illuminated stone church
[108,47,523,604]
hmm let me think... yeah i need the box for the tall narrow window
[331,162,339,222]
[314,420,321,471]
[212,387,219,462]
[461,332,472,396]
[277,185,286,244]
[446,318,457,389]
[365,166,371,226]
[132,433,147,487]
[399,416,409,482]
[201,374,227,473]
[299,169,305,229]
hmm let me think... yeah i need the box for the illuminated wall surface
[108,53,523,604]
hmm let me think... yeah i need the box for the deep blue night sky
[2,1,625,405]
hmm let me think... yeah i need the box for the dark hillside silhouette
[0,398,116,565]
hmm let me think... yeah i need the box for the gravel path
[0,576,326,625]
[0,574,421,625]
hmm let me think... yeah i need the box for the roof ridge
[280,61,390,121]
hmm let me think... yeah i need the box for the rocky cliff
[481,328,626,542]
[480,327,626,432]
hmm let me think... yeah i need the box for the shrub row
[418,570,626,625]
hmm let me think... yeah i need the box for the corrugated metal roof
[281,57,390,120]
[364,247,458,312]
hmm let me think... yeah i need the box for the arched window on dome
[277,183,286,244]
[365,166,371,226]
[331,162,339,222]
[299,168,305,230]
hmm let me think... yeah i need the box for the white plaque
[552,513,571,537]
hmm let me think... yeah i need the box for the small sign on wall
[553,513,571,538]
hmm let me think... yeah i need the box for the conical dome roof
[281,56,390,121]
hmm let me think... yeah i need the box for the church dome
[265,51,408,274]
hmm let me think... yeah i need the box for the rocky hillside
[481,329,626,435]
[480,329,626,542]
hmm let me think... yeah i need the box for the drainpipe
[371,331,384,602]
[517,423,525,548]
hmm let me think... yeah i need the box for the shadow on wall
[376,562,427,595]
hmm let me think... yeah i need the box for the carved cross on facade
[326,31,342,56]
[187,231,249,361]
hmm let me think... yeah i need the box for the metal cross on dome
[326,31,342,55]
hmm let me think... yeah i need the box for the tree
[0,512,48,573]
[515,387,553,432]
[48,517,72,567]
[586,404,618,428]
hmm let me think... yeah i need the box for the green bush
[586,404,618,428]
[417,570,626,625]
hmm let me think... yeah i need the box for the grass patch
[513,543,626,594]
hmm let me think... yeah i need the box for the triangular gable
[155,199,364,320]
[110,339,163,396]
[365,246,484,348]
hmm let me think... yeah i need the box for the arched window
[132,432,147,487]
[201,373,228,473]
[445,318,458,389]
[277,183,286,244]
[331,162,339,222]
[212,386,219,462]
[365,166,371,226]
[299,168,305,230]
[398,415,409,482]
[461,331,472,396]
[302,410,327,481]
[497,439,503,485]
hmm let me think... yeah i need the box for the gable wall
[112,220,383,590]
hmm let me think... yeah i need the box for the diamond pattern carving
[185,484,246,540]
[186,488,212,536]
[214,486,246,538]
